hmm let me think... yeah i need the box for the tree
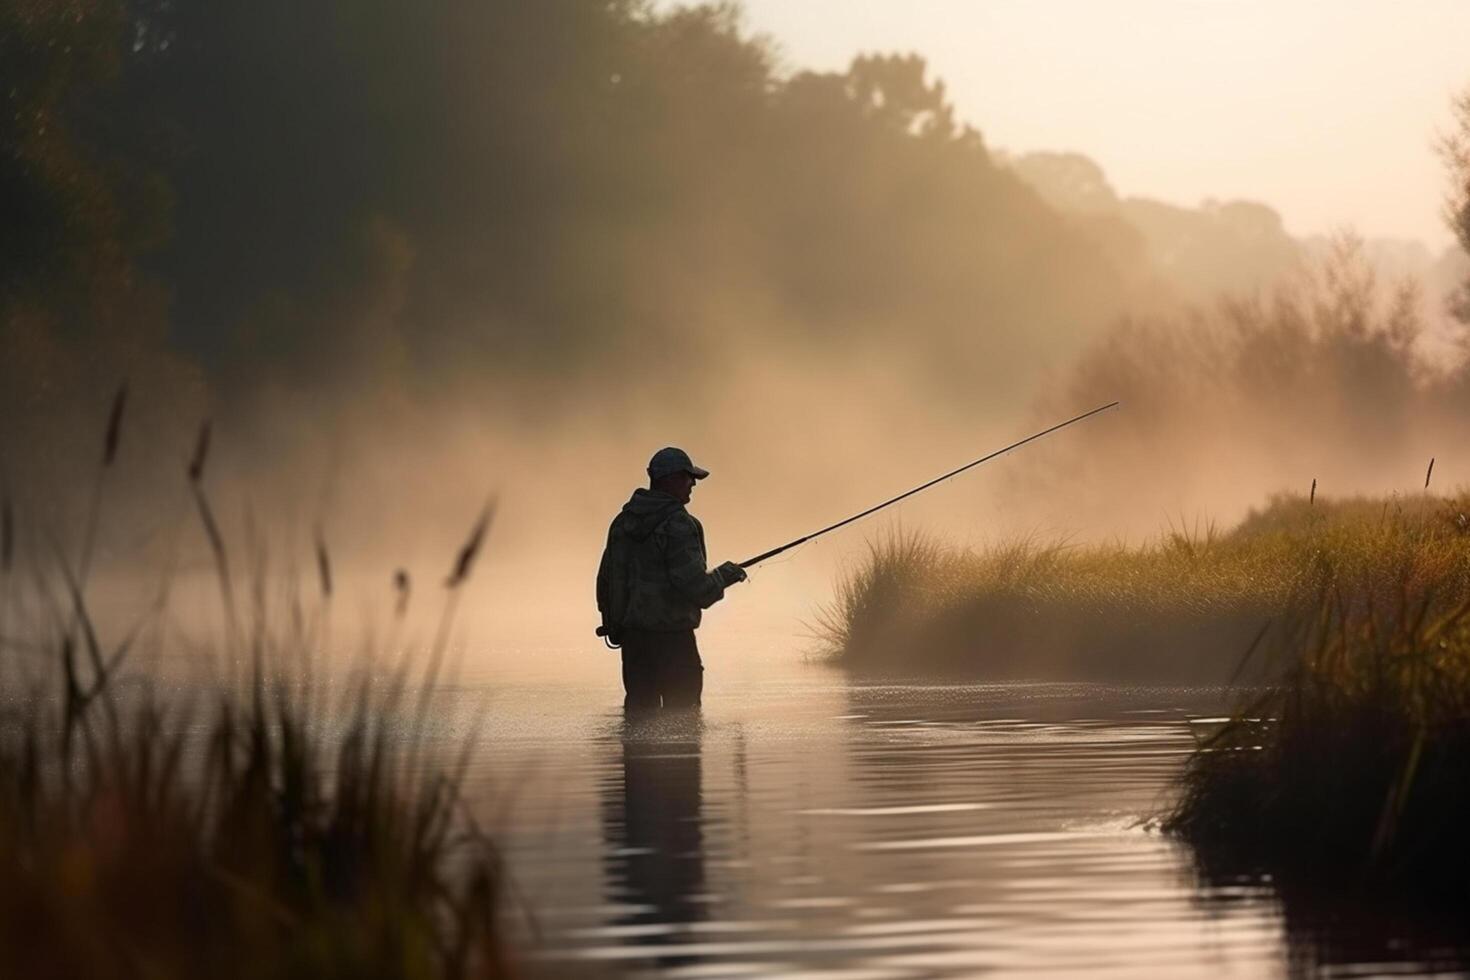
[1440,85,1470,324]
[844,53,959,141]
[3,0,1148,437]
[1008,152,1119,214]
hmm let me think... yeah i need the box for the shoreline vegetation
[0,399,512,979]
[818,492,1470,682]
[821,491,1470,899]
[1167,565,1470,903]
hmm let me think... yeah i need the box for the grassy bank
[818,493,1470,680]
[1167,555,1470,900]
[825,490,1470,898]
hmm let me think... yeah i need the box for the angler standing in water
[595,406,1120,710]
[597,448,748,711]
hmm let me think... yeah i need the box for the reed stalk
[0,401,513,978]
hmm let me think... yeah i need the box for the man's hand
[715,561,748,587]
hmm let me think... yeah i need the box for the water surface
[460,652,1463,978]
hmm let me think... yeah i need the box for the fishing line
[597,402,1118,647]
[738,401,1120,570]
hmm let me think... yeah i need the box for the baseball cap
[647,447,709,480]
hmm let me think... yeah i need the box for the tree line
[4,1,1466,497]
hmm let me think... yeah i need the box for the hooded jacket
[597,489,727,634]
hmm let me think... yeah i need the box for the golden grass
[818,492,1470,679]
[1167,547,1470,896]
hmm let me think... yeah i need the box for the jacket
[596,489,726,633]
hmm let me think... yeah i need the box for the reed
[1167,553,1470,897]
[819,492,1470,680]
[0,404,512,978]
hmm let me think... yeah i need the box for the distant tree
[844,53,960,142]
[1009,152,1119,214]
[1006,151,1299,301]
[1,0,144,321]
[0,0,200,486]
[1019,234,1435,529]
[2,0,1152,438]
[1440,84,1470,324]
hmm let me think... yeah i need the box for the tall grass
[0,397,512,978]
[819,492,1470,680]
[1167,553,1470,898]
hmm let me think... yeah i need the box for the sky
[728,0,1468,250]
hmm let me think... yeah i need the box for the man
[597,447,747,710]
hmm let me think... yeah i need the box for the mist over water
[6,1,1469,638]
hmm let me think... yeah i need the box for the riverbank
[818,493,1470,681]
[1167,547,1470,902]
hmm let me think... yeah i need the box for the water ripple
[463,675,1460,977]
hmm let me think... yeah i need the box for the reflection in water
[1188,853,1470,978]
[479,678,1470,977]
[599,710,707,969]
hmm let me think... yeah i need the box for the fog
[4,1,1470,670]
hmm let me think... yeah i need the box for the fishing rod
[738,401,1120,569]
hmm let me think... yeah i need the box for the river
[448,638,1470,979]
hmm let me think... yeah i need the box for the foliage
[1008,150,1301,299]
[1441,83,1470,325]
[0,402,509,978]
[1005,234,1468,532]
[2,0,1143,456]
[1,0,203,475]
